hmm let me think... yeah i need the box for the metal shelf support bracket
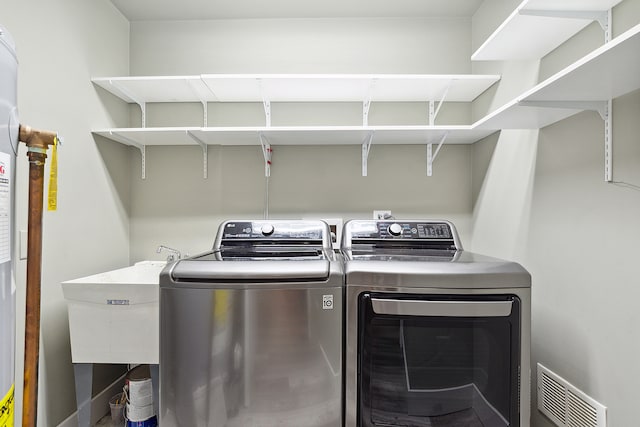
[259,132,272,177]
[519,8,611,42]
[111,131,146,179]
[519,100,612,181]
[427,132,448,177]
[429,81,452,126]
[187,130,208,179]
[363,79,376,126]
[202,101,208,127]
[362,131,374,177]
[263,100,271,127]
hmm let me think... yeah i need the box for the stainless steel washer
[342,220,531,427]
[160,220,343,427]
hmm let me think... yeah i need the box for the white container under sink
[61,261,166,364]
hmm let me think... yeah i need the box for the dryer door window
[358,292,521,427]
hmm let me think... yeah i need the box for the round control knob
[261,224,274,236]
[388,223,402,236]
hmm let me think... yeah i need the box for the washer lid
[170,258,331,282]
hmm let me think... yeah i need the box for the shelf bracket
[519,100,612,182]
[258,78,272,127]
[427,132,448,177]
[107,79,147,127]
[429,81,452,125]
[259,132,272,177]
[362,131,374,177]
[139,102,146,128]
[202,101,208,127]
[363,79,376,126]
[187,130,208,179]
[519,9,610,42]
[111,131,146,179]
[363,99,372,127]
[263,99,271,127]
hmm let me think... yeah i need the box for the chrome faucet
[157,245,181,262]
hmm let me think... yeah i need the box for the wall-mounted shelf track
[472,0,623,61]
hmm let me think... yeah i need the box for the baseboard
[57,373,126,427]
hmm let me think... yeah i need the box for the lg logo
[322,295,334,310]
[0,164,5,175]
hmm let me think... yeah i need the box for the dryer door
[357,292,521,427]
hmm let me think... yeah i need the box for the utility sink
[62,261,167,364]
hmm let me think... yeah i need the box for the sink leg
[73,363,93,427]
[149,364,160,417]
[150,364,159,418]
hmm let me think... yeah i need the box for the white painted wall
[471,1,640,426]
[3,1,130,425]
[127,18,479,262]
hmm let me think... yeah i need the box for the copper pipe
[19,125,56,427]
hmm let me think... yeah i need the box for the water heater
[0,24,19,427]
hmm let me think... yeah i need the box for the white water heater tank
[0,24,19,427]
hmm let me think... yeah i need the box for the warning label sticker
[0,384,14,427]
[0,151,10,264]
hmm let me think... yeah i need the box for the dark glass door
[358,293,520,427]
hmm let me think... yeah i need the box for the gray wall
[472,1,640,426]
[128,18,478,262]
[3,0,130,425]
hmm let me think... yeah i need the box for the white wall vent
[537,363,607,427]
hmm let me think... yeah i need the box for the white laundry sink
[62,261,167,364]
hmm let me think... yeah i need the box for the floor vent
[537,363,606,427]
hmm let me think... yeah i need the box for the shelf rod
[111,131,146,179]
[186,131,208,179]
[362,131,374,177]
[259,132,272,177]
[427,132,448,177]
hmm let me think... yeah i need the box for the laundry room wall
[126,18,480,261]
[471,1,640,426]
[3,0,130,425]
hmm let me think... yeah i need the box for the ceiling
[110,0,484,21]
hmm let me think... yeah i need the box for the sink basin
[62,261,167,364]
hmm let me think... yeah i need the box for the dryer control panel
[342,220,462,251]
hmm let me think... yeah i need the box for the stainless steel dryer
[342,220,531,427]
[159,220,343,427]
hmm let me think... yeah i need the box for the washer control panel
[220,220,325,241]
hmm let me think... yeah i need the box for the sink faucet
[157,245,181,262]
